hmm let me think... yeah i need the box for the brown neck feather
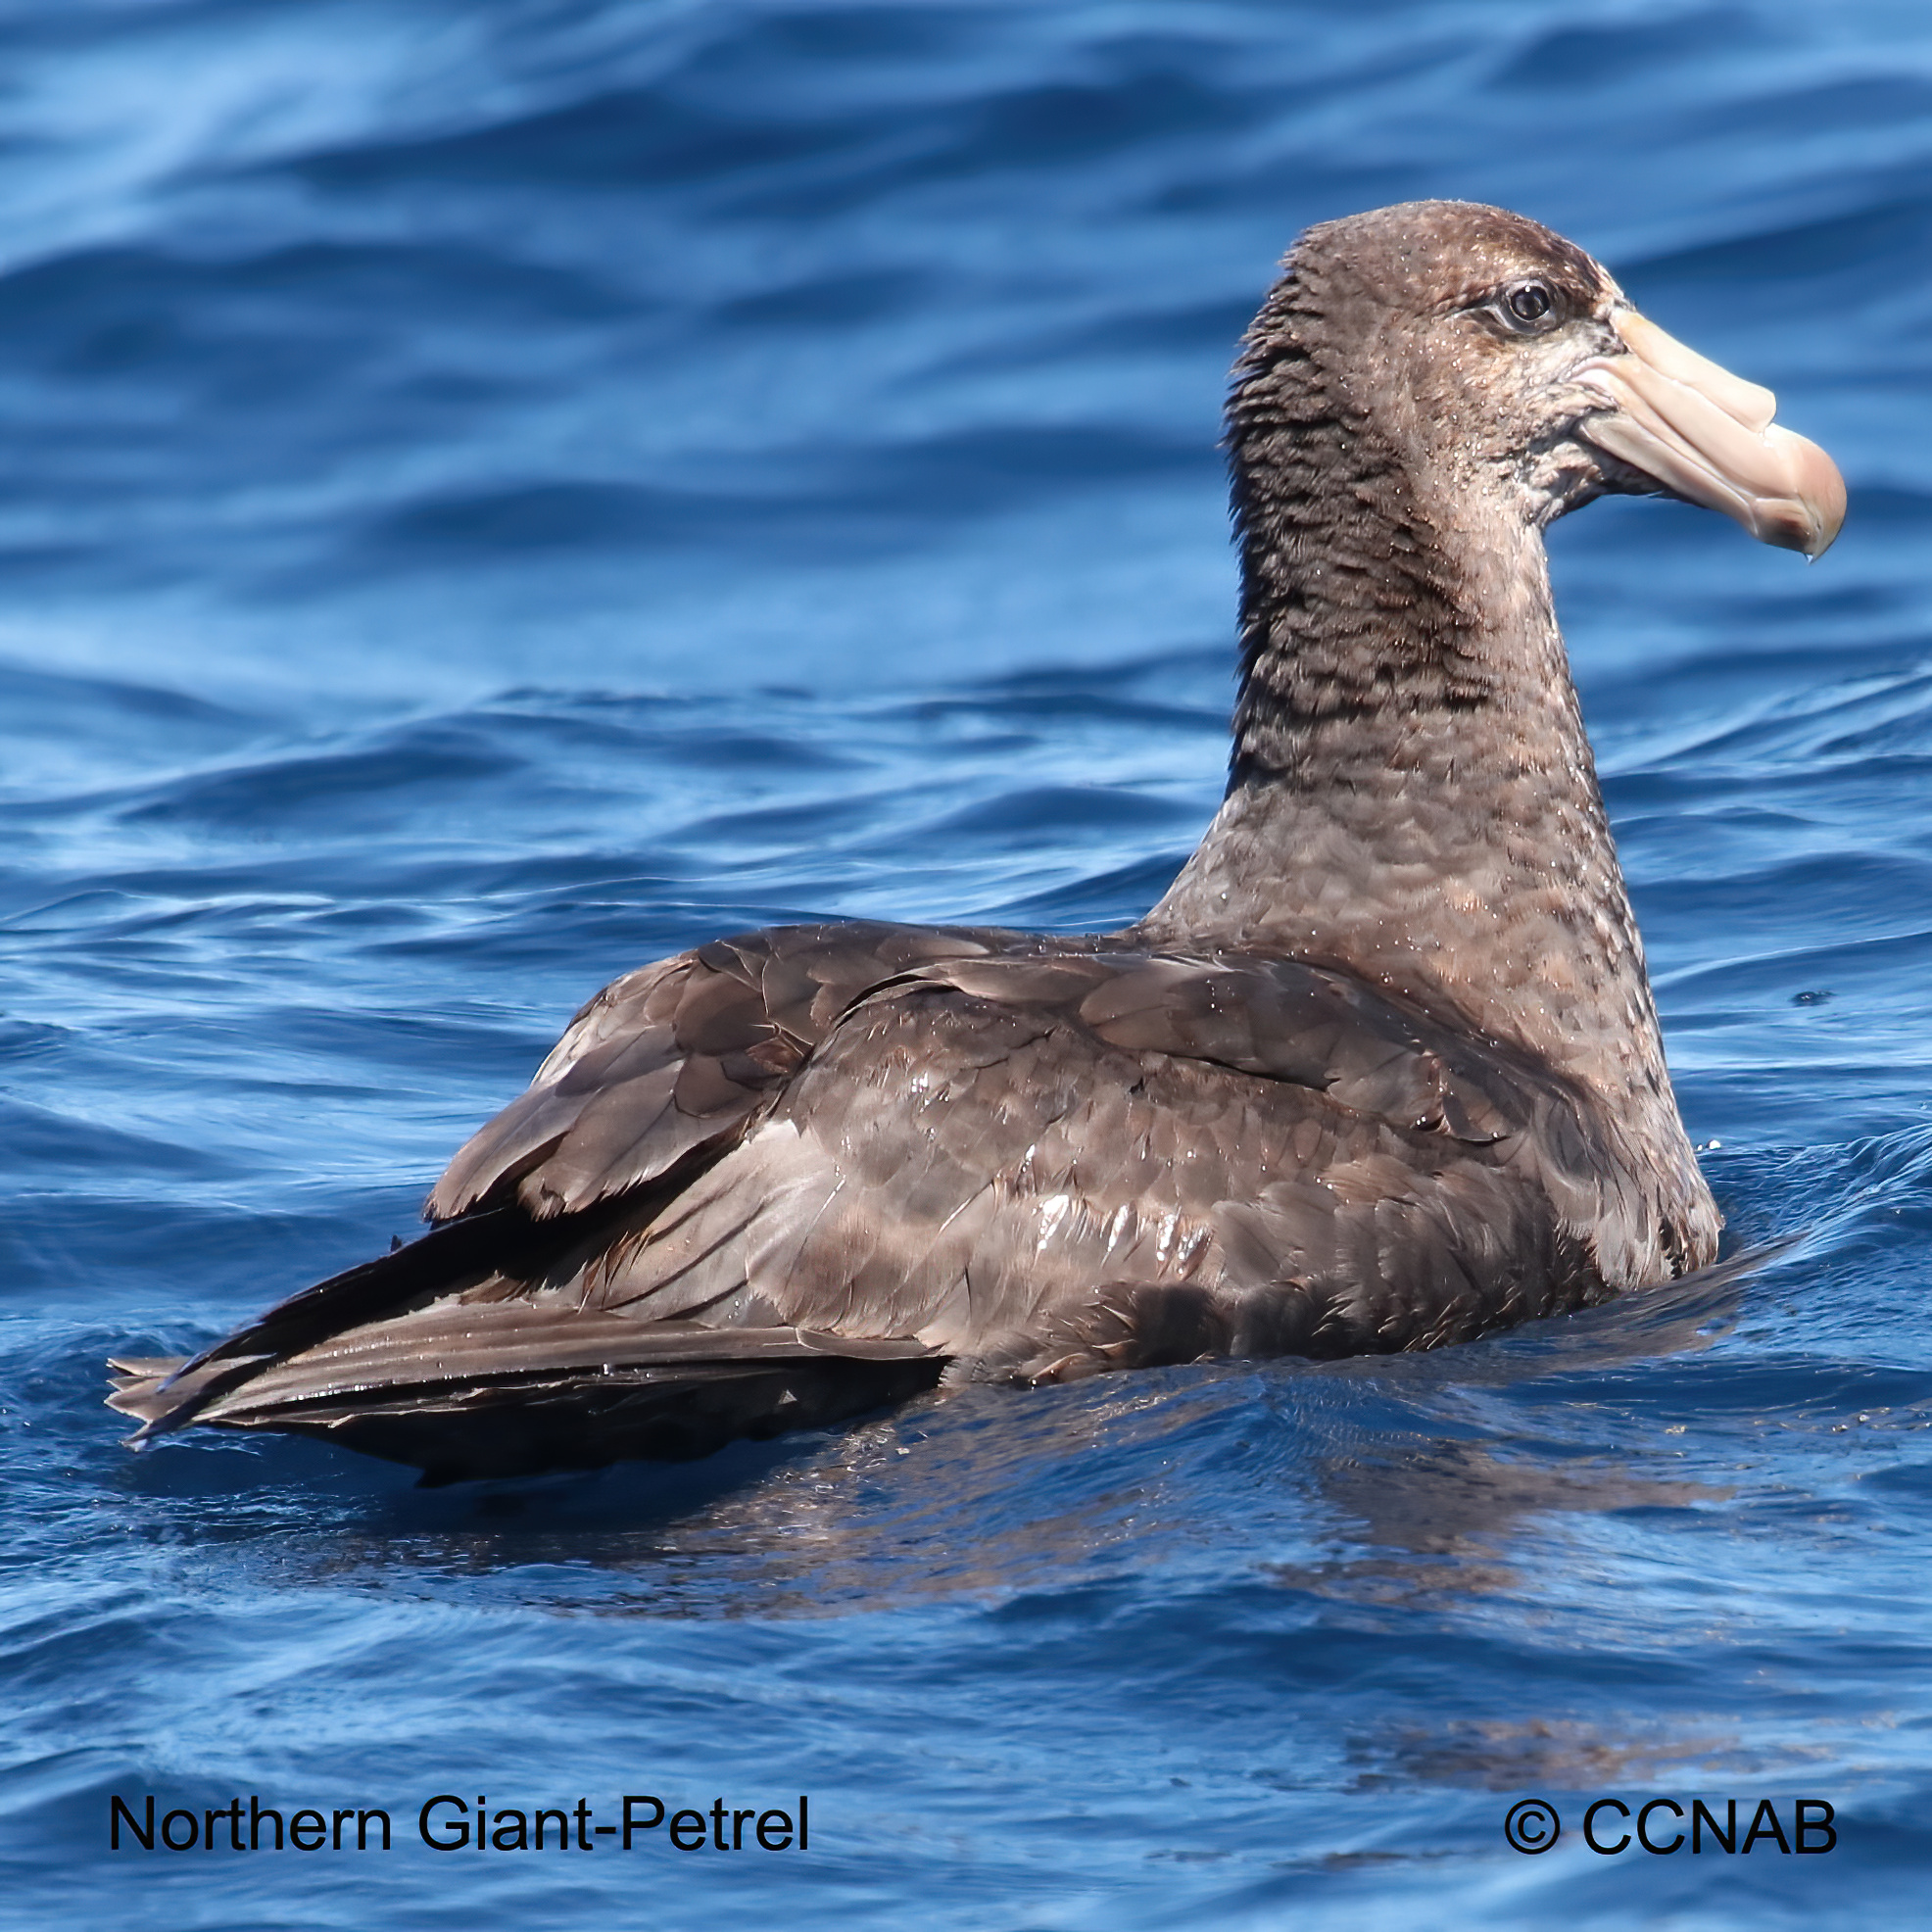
[1135,266,1686,1161]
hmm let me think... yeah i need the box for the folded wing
[111,928,1647,1479]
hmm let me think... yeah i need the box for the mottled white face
[1362,214,1843,557]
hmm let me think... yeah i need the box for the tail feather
[192,1303,938,1420]
[112,1316,942,1482]
[110,1199,645,1441]
[107,1209,944,1480]
[154,1205,560,1391]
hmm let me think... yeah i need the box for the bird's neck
[1137,387,1680,1151]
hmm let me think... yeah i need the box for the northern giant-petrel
[110,202,1846,1482]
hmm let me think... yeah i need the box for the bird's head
[1239,200,1844,559]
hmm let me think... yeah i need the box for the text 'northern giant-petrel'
[110,202,1846,1483]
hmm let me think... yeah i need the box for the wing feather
[424,921,1003,1222]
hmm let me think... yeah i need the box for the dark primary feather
[110,202,1735,1480]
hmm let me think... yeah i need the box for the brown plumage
[108,202,1843,1482]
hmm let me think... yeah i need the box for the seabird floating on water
[109,202,1845,1482]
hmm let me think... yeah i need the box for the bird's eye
[1504,281,1557,327]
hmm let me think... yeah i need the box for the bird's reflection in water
[1347,1713,1811,1795]
[1281,1440,1727,1589]
[1279,1250,1765,1578]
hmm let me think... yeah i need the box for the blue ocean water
[4,0,1932,1924]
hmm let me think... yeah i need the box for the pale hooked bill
[1575,309,1846,558]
